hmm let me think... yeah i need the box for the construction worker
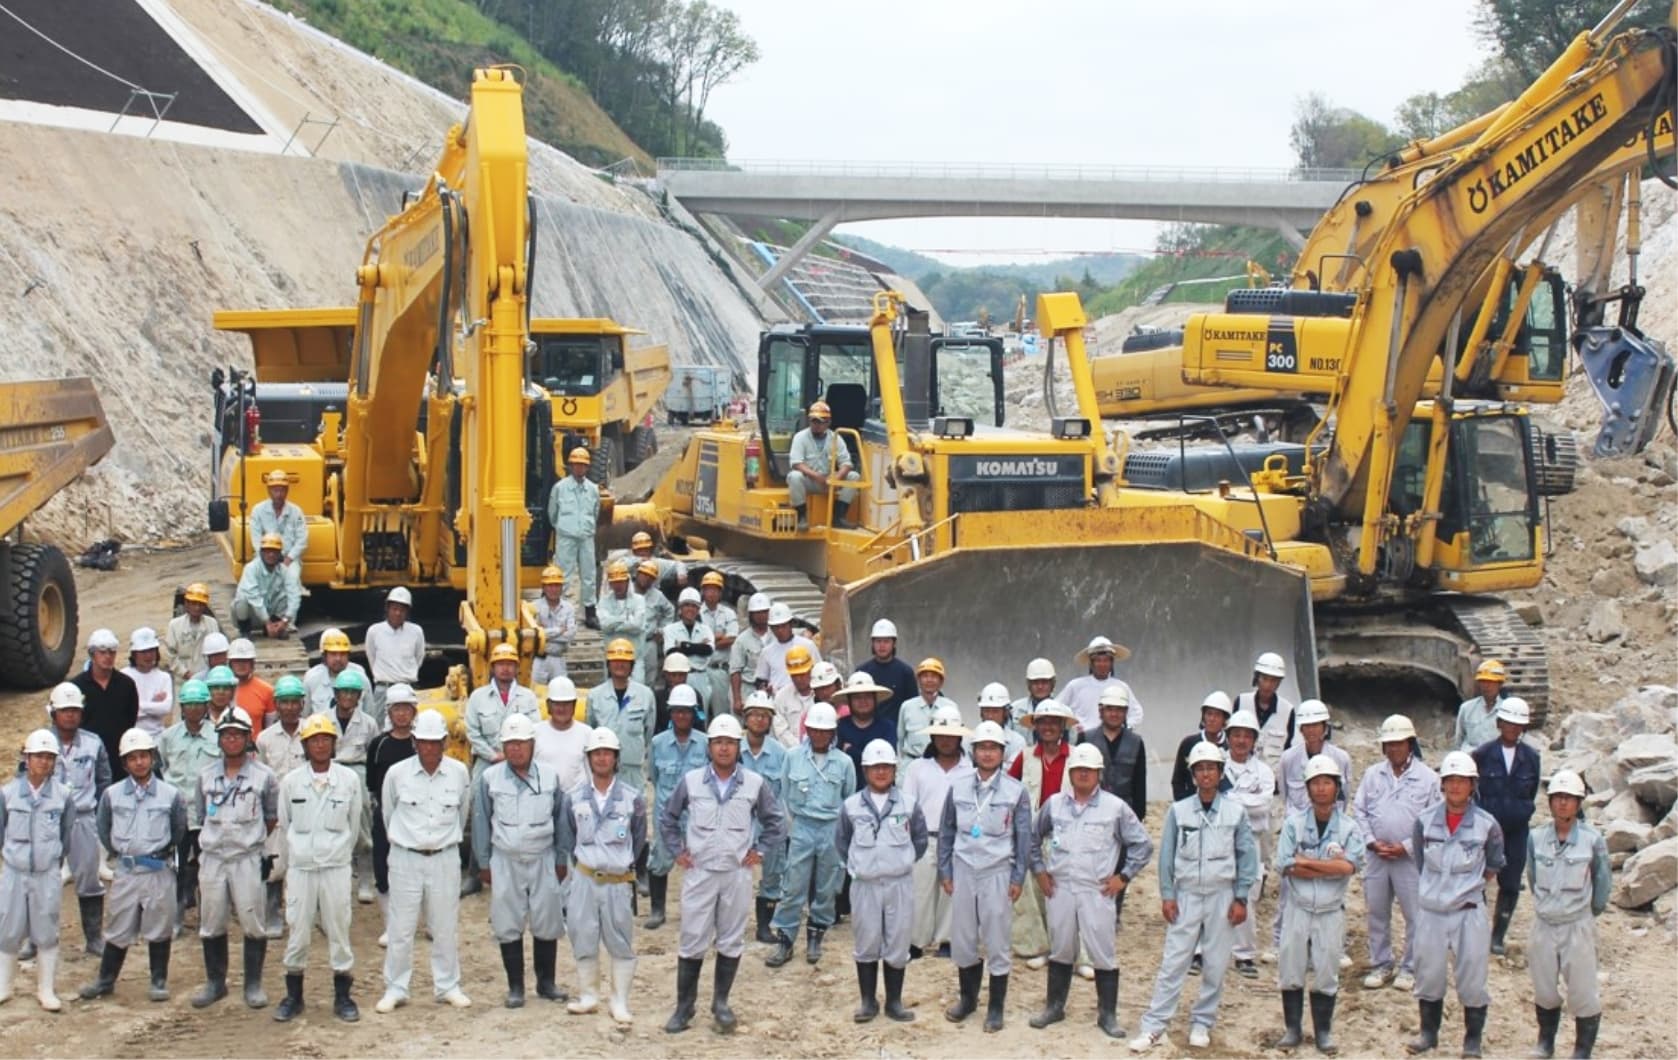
[905,705,970,959]
[234,532,301,639]
[377,709,472,1013]
[1082,684,1148,821]
[754,602,821,695]
[1235,651,1295,764]
[364,587,425,720]
[728,593,773,713]
[766,701,855,967]
[1009,659,1058,746]
[1061,635,1145,733]
[627,530,689,591]
[786,399,859,529]
[561,726,646,1025]
[227,638,276,734]
[256,676,307,938]
[1472,695,1540,956]
[1131,741,1258,1053]
[533,566,576,687]
[82,728,186,1006]
[1453,659,1508,751]
[75,628,139,777]
[303,629,369,717]
[771,644,817,747]
[1272,754,1363,1055]
[858,618,917,728]
[462,643,540,897]
[326,670,380,904]
[274,712,364,1023]
[738,691,788,943]
[835,672,896,775]
[0,729,75,1011]
[549,446,602,626]
[1526,769,1609,1060]
[165,582,221,681]
[596,560,646,668]
[665,590,718,707]
[365,685,419,947]
[966,683,1026,769]
[1008,699,1076,973]
[836,738,927,1023]
[1406,750,1506,1058]
[1278,699,1352,812]
[587,638,656,796]
[899,658,955,762]
[123,627,172,736]
[633,560,674,687]
[696,571,737,710]
[660,714,787,1035]
[1169,690,1233,801]
[191,706,278,1010]
[248,468,307,595]
[158,679,217,937]
[191,632,231,683]
[1224,709,1275,980]
[939,720,1032,1033]
[43,682,112,957]
[645,685,707,930]
[1029,742,1151,1039]
[473,713,568,1009]
[532,677,592,794]
[810,661,843,717]
[1355,714,1438,992]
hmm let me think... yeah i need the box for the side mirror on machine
[207,499,230,533]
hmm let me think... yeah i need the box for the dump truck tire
[589,435,618,486]
[628,425,657,470]
[0,542,79,689]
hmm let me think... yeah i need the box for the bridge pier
[756,207,842,290]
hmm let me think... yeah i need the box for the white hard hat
[119,728,157,757]
[413,709,449,741]
[1187,740,1226,768]
[678,587,702,607]
[1439,751,1479,779]
[1076,634,1132,664]
[804,702,840,731]
[1295,699,1331,726]
[498,713,537,743]
[387,586,413,606]
[861,739,897,767]
[976,682,1011,708]
[870,618,898,639]
[663,652,692,674]
[748,593,772,612]
[546,676,578,701]
[1304,753,1342,781]
[216,707,254,733]
[48,682,86,713]
[767,603,794,625]
[969,720,1008,747]
[811,662,842,688]
[1226,709,1261,733]
[585,727,622,753]
[1067,744,1104,772]
[743,690,776,713]
[385,683,419,706]
[668,684,699,710]
[129,627,160,653]
[706,714,744,741]
[88,628,120,651]
[201,632,230,656]
[1496,697,1531,726]
[227,637,258,661]
[1253,651,1286,678]
[1547,770,1587,798]
[1199,690,1234,715]
[1378,714,1417,743]
[1098,685,1131,709]
[23,729,59,756]
[1028,699,1075,723]
[926,706,969,737]
[1025,657,1056,682]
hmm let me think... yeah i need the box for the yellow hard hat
[605,638,637,662]
[299,713,338,742]
[320,629,352,653]
[258,532,285,551]
[785,645,815,675]
[636,560,660,578]
[701,571,725,589]
[606,560,630,581]
[916,657,946,678]
[184,582,211,604]
[263,469,289,487]
[1474,659,1508,683]
[567,446,593,465]
[631,531,654,551]
[808,400,832,421]
[490,643,520,664]
[541,565,565,585]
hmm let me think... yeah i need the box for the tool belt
[119,854,172,873]
[576,860,635,885]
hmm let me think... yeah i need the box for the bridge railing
[656,157,1362,183]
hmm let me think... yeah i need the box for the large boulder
[1634,540,1678,586]
[1586,599,1626,643]
[1612,687,1678,738]
[1628,760,1678,810]
[1613,836,1678,908]
[1605,818,1653,854]
[1560,712,1618,754]
[1603,787,1658,826]
[1613,733,1678,771]
[1651,805,1678,846]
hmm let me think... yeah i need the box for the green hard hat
[274,674,306,699]
[333,669,366,693]
[204,665,237,688]
[179,679,211,705]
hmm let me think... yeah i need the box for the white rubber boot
[36,947,62,1012]
[609,957,635,1024]
[566,958,598,1014]
[0,949,16,1004]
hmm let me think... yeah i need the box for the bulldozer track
[205,581,310,683]
[1444,596,1550,727]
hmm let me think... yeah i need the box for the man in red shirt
[1007,700,1075,971]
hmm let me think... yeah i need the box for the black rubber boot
[1029,961,1072,1028]
[147,941,170,1002]
[645,874,668,930]
[78,896,104,957]
[1407,998,1443,1054]
[1532,1005,1561,1058]
[794,502,808,529]
[333,973,359,1023]
[242,937,268,1008]
[584,605,599,630]
[533,937,565,1000]
[500,940,526,1009]
[1463,1005,1488,1058]
[711,954,740,1034]
[883,962,914,1022]
[764,930,795,968]
[833,501,853,529]
[78,943,125,1000]
[1490,890,1517,955]
[664,956,702,1034]
[1310,991,1339,1055]
[1276,988,1307,1049]
[853,961,879,1022]
[191,935,229,1008]
[805,926,825,965]
[1571,1014,1600,1059]
[754,897,777,944]
[1094,968,1123,1038]
[945,963,981,1022]
[459,868,484,898]
[984,973,1008,1033]
[274,972,304,1022]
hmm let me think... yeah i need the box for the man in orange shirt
[228,639,276,730]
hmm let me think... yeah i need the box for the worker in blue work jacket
[1470,695,1540,957]
[643,686,708,932]
[738,691,787,944]
[765,701,855,968]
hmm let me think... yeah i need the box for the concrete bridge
[655,158,1360,288]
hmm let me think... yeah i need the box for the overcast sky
[704,0,1493,264]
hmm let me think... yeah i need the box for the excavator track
[1443,596,1550,728]
[688,558,829,653]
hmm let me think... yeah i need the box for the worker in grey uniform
[645,685,708,930]
[835,738,927,1023]
[549,446,602,625]
[1405,750,1505,1058]
[533,566,576,686]
[1130,741,1258,1053]
[766,701,855,967]
[472,713,569,1009]
[1354,714,1439,992]
[0,729,75,1010]
[633,560,674,687]
[1525,769,1609,1060]
[939,719,1034,1034]
[739,691,788,942]
[696,571,738,713]
[561,726,647,1025]
[38,682,111,958]
[659,714,786,1036]
[785,399,859,528]
[462,642,541,897]
[326,670,381,905]
[248,469,308,594]
[274,712,365,1023]
[728,593,772,713]
[1028,742,1151,1039]
[664,587,718,710]
[1272,754,1364,1056]
[596,562,646,672]
[81,728,187,1004]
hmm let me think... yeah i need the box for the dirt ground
[2,544,1675,1058]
